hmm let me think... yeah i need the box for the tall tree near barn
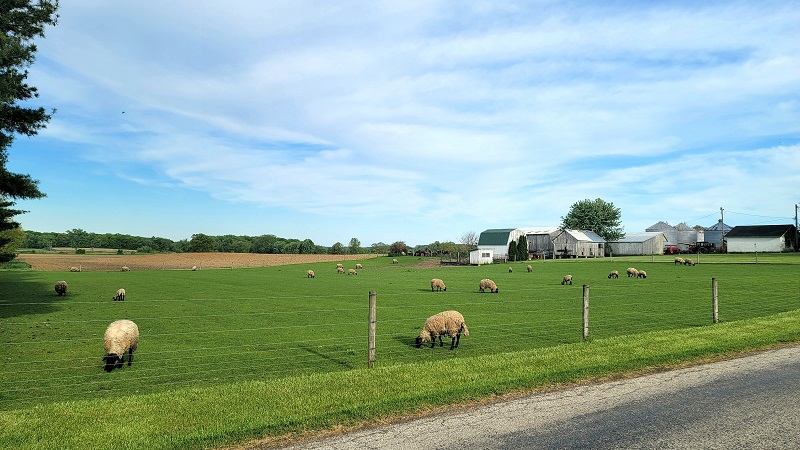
[0,1,59,256]
[517,235,529,261]
[561,198,624,242]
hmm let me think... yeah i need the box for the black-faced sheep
[121,266,130,272]
[103,319,139,372]
[674,257,684,265]
[112,288,125,301]
[637,270,647,279]
[430,278,446,292]
[307,269,315,278]
[627,267,639,277]
[479,278,498,293]
[392,258,399,264]
[527,265,532,273]
[54,280,68,296]
[337,267,345,274]
[561,274,573,285]
[336,263,343,269]
[508,267,513,273]
[191,265,198,271]
[356,263,363,269]
[684,258,695,266]
[415,310,469,350]
[348,268,357,275]
[608,270,619,279]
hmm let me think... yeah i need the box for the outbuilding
[551,230,605,258]
[724,225,798,253]
[607,232,667,256]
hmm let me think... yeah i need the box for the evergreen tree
[517,235,529,261]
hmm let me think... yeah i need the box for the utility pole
[720,207,725,253]
[795,203,799,251]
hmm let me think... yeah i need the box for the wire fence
[1,273,797,409]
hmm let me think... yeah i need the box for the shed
[469,248,494,265]
[607,232,667,256]
[551,230,605,258]
[724,225,798,253]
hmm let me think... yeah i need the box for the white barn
[724,225,798,253]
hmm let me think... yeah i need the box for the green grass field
[1,254,799,449]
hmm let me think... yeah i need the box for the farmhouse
[607,232,668,256]
[724,224,798,253]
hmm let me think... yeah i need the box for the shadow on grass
[0,272,63,318]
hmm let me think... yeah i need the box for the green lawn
[1,254,798,449]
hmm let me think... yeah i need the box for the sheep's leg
[127,348,134,366]
[450,333,460,350]
[437,336,444,347]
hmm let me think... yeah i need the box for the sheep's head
[103,354,123,372]
[415,330,431,348]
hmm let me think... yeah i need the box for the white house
[724,225,798,253]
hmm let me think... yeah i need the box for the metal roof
[478,229,515,245]
[609,232,666,243]
[725,225,796,238]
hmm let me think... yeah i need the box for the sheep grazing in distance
[392,258,399,264]
[69,266,81,272]
[191,265,197,271]
[54,280,68,296]
[627,267,639,277]
[355,263,363,269]
[561,274,573,285]
[415,310,469,350]
[336,263,343,269]
[527,265,532,273]
[430,278,446,292]
[637,270,647,279]
[337,267,345,274]
[508,267,513,273]
[674,257,684,265]
[684,258,695,266]
[121,266,130,272]
[103,319,139,372]
[608,270,619,279]
[348,268,357,275]
[112,288,126,301]
[307,270,315,278]
[479,278,498,293]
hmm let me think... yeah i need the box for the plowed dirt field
[14,253,378,272]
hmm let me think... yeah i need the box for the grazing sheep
[112,288,126,301]
[561,274,573,285]
[54,280,68,296]
[479,278,498,293]
[637,270,647,279]
[430,278,446,292]
[307,270,315,278]
[527,265,532,273]
[392,258,399,264]
[608,270,619,279]
[69,266,81,272]
[356,263,363,269]
[508,267,513,273]
[103,319,139,372]
[121,266,130,272]
[337,267,345,274]
[336,263,343,269]
[684,258,695,266]
[191,265,197,271]
[674,257,684,265]
[415,310,469,350]
[348,268,357,275]
[627,267,639,277]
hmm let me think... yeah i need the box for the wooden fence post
[368,291,377,368]
[712,278,719,324]
[583,284,589,340]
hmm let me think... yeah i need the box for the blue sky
[9,1,800,246]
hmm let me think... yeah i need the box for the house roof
[725,225,796,238]
[610,232,666,243]
[478,229,515,246]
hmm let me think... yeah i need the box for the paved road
[276,345,800,449]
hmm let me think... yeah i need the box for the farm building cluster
[471,221,798,263]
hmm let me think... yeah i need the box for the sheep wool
[103,319,139,372]
[674,257,684,265]
[684,258,695,266]
[69,266,81,272]
[479,278,498,293]
[307,270,315,278]
[121,266,130,272]
[637,270,647,279]
[112,288,126,301]
[627,267,639,277]
[54,281,68,296]
[415,310,469,350]
[561,274,573,285]
[430,278,446,292]
[392,259,398,264]
[348,268,357,275]
[527,265,532,273]
[337,267,345,274]
[608,270,619,279]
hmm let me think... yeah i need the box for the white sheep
[430,278,446,292]
[674,257,684,265]
[69,266,81,272]
[103,319,139,372]
[121,266,130,272]
[508,267,513,273]
[608,270,619,279]
[637,270,647,279]
[348,268,357,275]
[355,263,363,269]
[684,258,695,266]
[479,278,498,293]
[337,267,345,274]
[112,288,126,301]
[527,265,532,273]
[336,263,343,269]
[392,258,399,264]
[561,274,573,285]
[627,267,639,277]
[307,269,315,278]
[54,280,68,296]
[415,310,469,350]
[191,265,198,271]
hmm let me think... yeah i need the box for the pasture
[1,253,799,448]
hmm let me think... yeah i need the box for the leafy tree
[65,228,87,249]
[329,242,344,255]
[0,225,24,262]
[370,242,388,254]
[560,198,624,242]
[348,237,361,255]
[188,233,215,252]
[0,1,59,245]
[389,241,408,256]
[517,235,529,261]
[298,239,315,254]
